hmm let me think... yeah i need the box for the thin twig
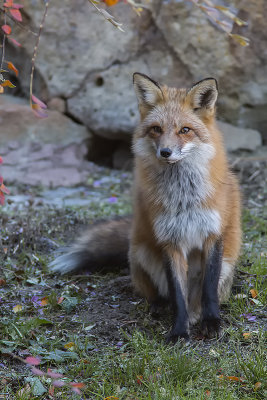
[0,5,6,74]
[29,0,50,107]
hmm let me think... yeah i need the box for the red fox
[50,73,241,342]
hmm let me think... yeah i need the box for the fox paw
[166,329,189,344]
[201,317,220,338]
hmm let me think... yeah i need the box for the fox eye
[179,127,190,134]
[152,126,163,134]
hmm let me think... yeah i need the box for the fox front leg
[201,239,223,338]
[164,249,189,343]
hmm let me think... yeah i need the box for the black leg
[165,254,189,343]
[201,239,223,338]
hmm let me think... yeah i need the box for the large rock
[0,96,89,147]
[218,121,262,152]
[3,0,267,147]
[0,96,92,187]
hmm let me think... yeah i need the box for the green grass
[0,203,266,399]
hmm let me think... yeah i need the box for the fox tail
[49,217,131,274]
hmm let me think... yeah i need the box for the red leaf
[7,61,18,76]
[10,8,22,22]
[4,1,13,7]
[0,176,3,184]
[9,37,21,46]
[12,4,24,9]
[25,356,41,366]
[0,183,10,195]
[32,94,47,109]
[2,25,12,35]
[0,156,3,164]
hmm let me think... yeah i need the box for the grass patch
[0,184,266,398]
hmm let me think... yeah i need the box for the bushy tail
[49,217,131,274]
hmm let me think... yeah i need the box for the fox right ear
[133,73,163,109]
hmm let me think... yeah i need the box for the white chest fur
[154,208,221,255]
[147,158,221,255]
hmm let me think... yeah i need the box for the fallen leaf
[25,356,41,366]
[47,369,64,379]
[0,86,4,94]
[57,296,64,304]
[242,332,251,339]
[0,279,6,286]
[254,382,262,391]
[136,375,143,385]
[249,289,258,298]
[31,367,45,376]
[40,297,49,306]
[64,342,75,350]
[219,375,245,383]
[70,382,85,388]
[13,304,22,313]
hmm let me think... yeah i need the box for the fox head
[132,73,218,164]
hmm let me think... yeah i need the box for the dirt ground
[0,152,266,397]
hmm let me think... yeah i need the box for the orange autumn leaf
[7,61,19,76]
[249,289,258,298]
[104,0,119,6]
[1,80,16,88]
[254,382,262,391]
[40,297,49,306]
[0,86,4,94]
[2,24,11,34]
[219,375,245,383]
[70,382,86,389]
[242,332,251,340]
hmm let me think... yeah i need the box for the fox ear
[188,78,218,112]
[133,72,163,108]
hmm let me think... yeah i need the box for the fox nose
[160,148,172,158]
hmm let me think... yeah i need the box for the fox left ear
[187,78,218,111]
[133,72,164,108]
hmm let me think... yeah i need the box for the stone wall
[2,0,266,173]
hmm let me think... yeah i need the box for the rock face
[0,96,92,187]
[1,0,266,177]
